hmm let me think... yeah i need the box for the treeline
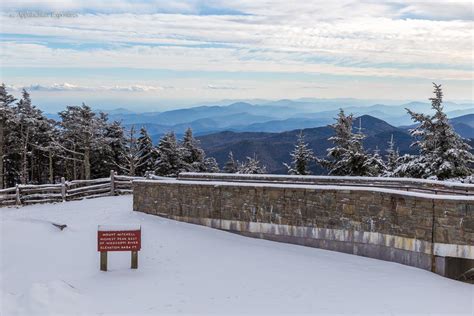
[0,84,225,188]
[278,83,473,180]
[1,83,472,188]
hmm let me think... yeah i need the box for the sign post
[97,225,141,271]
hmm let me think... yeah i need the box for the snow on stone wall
[132,178,474,279]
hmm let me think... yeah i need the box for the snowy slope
[1,196,473,315]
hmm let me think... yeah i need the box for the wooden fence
[0,171,144,207]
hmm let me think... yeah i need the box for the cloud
[1,1,473,101]
[2,41,471,80]
[300,85,328,90]
[207,84,250,90]
[3,1,471,20]
[1,4,471,76]
[7,83,172,92]
[393,0,473,21]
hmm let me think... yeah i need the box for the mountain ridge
[197,114,419,174]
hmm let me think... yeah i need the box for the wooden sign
[98,225,141,271]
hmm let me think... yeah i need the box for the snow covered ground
[1,196,473,315]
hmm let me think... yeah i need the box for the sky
[1,0,473,112]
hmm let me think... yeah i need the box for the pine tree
[237,154,267,174]
[116,126,152,176]
[136,126,156,176]
[100,120,126,177]
[28,115,56,184]
[363,147,386,176]
[58,104,109,180]
[0,84,16,188]
[10,90,51,184]
[181,128,206,172]
[223,151,238,173]
[203,157,220,173]
[392,154,422,178]
[383,134,400,177]
[155,132,183,176]
[401,83,473,180]
[284,131,315,175]
[4,87,59,185]
[320,109,370,176]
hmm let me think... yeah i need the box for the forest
[0,83,472,189]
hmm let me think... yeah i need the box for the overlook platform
[134,173,474,281]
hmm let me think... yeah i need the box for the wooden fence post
[110,170,115,196]
[131,251,138,269]
[100,251,108,271]
[61,177,66,202]
[15,184,21,207]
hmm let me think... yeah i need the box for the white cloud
[2,41,471,80]
[207,84,241,90]
[1,5,471,76]
[7,83,172,92]
[4,1,471,20]
[1,1,473,101]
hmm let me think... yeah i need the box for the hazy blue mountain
[288,101,474,126]
[44,99,473,142]
[98,107,136,115]
[198,115,416,174]
[447,108,474,118]
[451,123,474,139]
[400,113,474,139]
[451,113,474,127]
[125,112,275,140]
[228,118,331,133]
[450,114,474,138]
[106,102,296,125]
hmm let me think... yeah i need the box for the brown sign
[97,225,141,271]
[98,230,141,252]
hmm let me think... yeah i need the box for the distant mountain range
[450,114,474,139]
[399,113,474,139]
[44,99,473,155]
[197,115,420,174]
[198,114,474,174]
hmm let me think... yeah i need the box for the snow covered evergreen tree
[181,128,206,172]
[58,103,109,180]
[9,90,52,184]
[99,120,126,177]
[115,126,152,176]
[0,84,16,188]
[223,151,238,173]
[237,154,267,174]
[320,109,370,176]
[399,83,473,180]
[203,157,220,173]
[180,128,220,173]
[392,154,422,178]
[363,147,386,176]
[28,114,56,184]
[155,131,184,176]
[284,131,315,175]
[136,126,157,175]
[383,134,400,177]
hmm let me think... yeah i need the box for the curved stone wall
[133,178,474,280]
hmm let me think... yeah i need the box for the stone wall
[133,178,474,279]
[178,172,474,195]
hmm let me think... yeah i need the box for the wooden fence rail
[0,170,144,207]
